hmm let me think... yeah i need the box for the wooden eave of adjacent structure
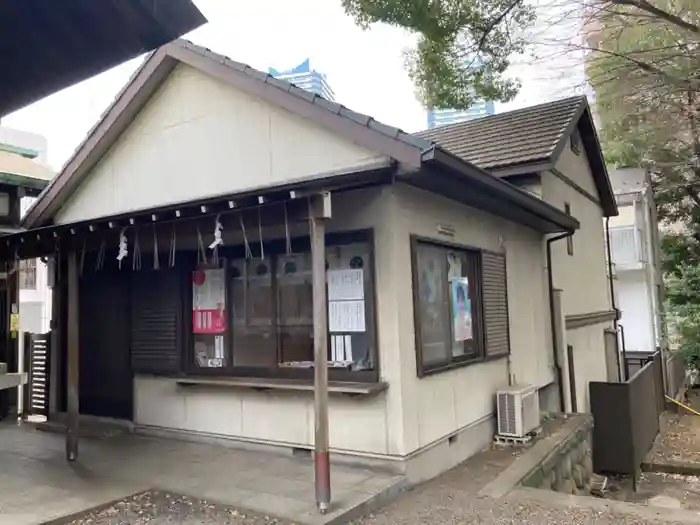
[0,0,206,117]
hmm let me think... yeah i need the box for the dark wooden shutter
[131,269,182,374]
[481,251,510,357]
[25,332,50,417]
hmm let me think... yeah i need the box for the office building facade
[269,59,335,102]
[427,99,496,128]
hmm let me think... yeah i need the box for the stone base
[136,414,496,486]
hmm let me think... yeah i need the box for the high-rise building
[0,124,53,334]
[269,59,335,102]
[427,99,496,128]
[426,56,496,128]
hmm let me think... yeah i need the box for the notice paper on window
[329,300,366,332]
[327,269,364,301]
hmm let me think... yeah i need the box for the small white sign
[329,300,366,333]
[328,269,364,301]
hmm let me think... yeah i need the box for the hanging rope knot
[209,215,223,250]
[239,214,253,260]
[208,215,223,266]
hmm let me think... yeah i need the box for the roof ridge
[174,39,430,152]
[415,95,586,137]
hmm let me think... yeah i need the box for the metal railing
[608,226,644,267]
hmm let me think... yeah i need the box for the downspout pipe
[547,231,574,413]
[605,217,622,379]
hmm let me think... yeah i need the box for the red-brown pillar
[310,192,331,513]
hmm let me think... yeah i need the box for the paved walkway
[5,419,700,524]
[0,421,402,525]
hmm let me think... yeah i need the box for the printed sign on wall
[192,268,226,334]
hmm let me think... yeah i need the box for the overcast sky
[1,0,587,170]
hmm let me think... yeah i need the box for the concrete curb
[478,415,588,499]
[39,490,151,525]
[319,478,408,525]
[643,460,700,476]
[511,487,700,524]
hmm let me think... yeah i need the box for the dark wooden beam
[65,250,79,462]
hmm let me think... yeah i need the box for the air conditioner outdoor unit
[496,384,540,438]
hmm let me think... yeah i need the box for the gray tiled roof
[415,96,586,171]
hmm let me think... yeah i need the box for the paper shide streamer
[209,214,223,266]
[116,228,128,269]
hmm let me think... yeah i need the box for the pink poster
[192,268,226,334]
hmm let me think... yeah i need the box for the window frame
[410,235,488,377]
[183,229,379,383]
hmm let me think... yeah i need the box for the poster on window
[192,268,226,334]
[451,277,473,342]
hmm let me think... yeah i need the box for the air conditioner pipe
[546,231,574,414]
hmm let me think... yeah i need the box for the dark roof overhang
[0,0,206,117]
[0,160,395,260]
[415,147,580,234]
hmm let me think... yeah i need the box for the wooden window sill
[0,372,26,391]
[175,376,388,397]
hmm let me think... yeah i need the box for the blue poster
[451,278,473,341]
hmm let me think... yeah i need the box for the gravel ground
[638,472,700,511]
[62,491,293,525]
[350,479,693,525]
[61,477,696,525]
[648,390,700,465]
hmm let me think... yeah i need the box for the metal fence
[665,351,688,399]
[590,352,664,482]
[624,352,654,381]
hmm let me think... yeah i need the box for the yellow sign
[10,313,18,338]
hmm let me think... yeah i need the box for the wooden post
[65,250,79,462]
[310,193,331,513]
[0,259,18,419]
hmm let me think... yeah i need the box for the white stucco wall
[390,184,553,455]
[617,271,654,353]
[545,151,611,317]
[543,139,615,411]
[134,187,406,457]
[50,60,559,460]
[55,64,384,225]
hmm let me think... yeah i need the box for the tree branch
[610,0,700,34]
[582,44,700,90]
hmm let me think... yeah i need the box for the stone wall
[521,416,594,494]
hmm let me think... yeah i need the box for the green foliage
[589,1,700,361]
[590,0,700,226]
[663,234,700,367]
[341,0,535,109]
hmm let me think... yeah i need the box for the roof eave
[578,109,618,217]
[421,147,579,233]
[22,49,181,229]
